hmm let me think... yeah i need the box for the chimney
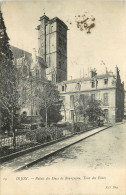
[90,68,97,78]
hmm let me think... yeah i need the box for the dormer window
[76,83,81,91]
[62,86,65,91]
[104,78,108,85]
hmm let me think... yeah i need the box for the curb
[14,126,110,172]
[0,122,123,164]
[0,134,74,163]
[0,125,99,163]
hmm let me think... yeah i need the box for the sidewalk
[0,126,110,172]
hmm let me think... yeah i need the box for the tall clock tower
[36,14,68,83]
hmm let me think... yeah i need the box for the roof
[39,15,49,21]
[58,73,115,85]
[11,46,47,69]
[36,56,47,68]
[11,46,32,60]
[49,17,68,29]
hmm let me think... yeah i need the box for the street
[30,123,126,170]
[1,123,126,195]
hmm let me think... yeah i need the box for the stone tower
[36,14,68,83]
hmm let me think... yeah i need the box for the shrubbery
[25,120,100,144]
[73,122,84,132]
[73,121,99,133]
[26,131,36,141]
[26,126,65,144]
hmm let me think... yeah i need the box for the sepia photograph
[0,0,126,194]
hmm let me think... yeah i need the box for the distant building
[11,46,47,118]
[58,66,124,124]
[36,14,68,83]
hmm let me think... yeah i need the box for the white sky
[1,0,126,88]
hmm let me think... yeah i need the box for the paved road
[1,126,108,171]
[1,123,126,195]
[29,123,126,170]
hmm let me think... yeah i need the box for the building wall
[58,69,124,124]
[12,48,47,118]
[59,89,116,124]
[37,15,68,83]
[38,15,49,61]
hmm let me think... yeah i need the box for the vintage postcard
[0,0,126,194]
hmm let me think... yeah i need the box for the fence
[0,135,28,149]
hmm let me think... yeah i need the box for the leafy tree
[77,95,89,123]
[85,100,104,122]
[0,10,19,146]
[72,94,80,122]
[40,103,63,126]
[39,81,63,127]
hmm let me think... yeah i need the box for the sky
[1,0,126,88]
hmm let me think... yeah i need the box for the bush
[26,131,36,141]
[36,128,47,143]
[73,122,84,132]
[55,122,70,128]
[25,126,67,144]
[31,124,39,130]
[15,129,27,136]
[39,122,45,127]
[55,122,73,133]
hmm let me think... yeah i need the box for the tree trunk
[11,108,16,148]
[45,108,48,128]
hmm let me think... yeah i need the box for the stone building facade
[58,67,124,124]
[36,14,68,83]
[11,46,47,118]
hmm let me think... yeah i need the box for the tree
[77,95,89,123]
[85,100,104,122]
[39,81,63,127]
[0,10,19,146]
[72,94,80,122]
